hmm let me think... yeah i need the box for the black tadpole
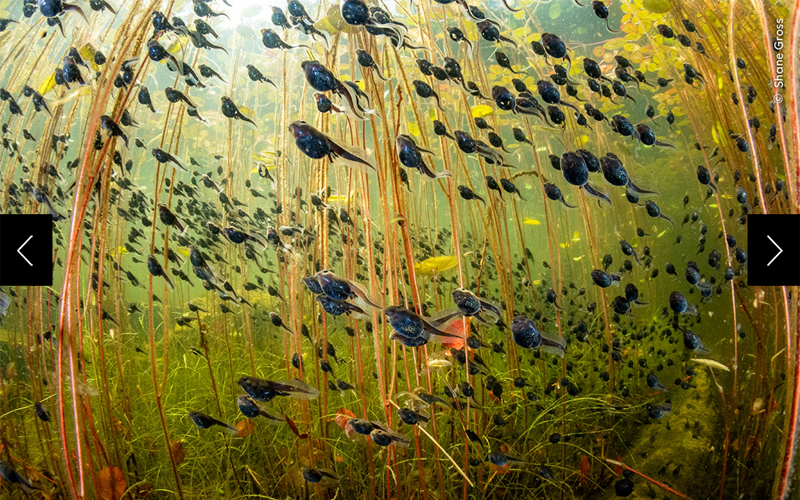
[458,185,486,205]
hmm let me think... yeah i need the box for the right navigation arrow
[767,235,783,266]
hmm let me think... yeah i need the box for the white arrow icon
[767,235,783,266]
[17,235,32,267]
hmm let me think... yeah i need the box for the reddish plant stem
[606,458,695,500]
[777,3,800,498]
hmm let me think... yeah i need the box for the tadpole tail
[64,3,88,23]
[583,182,612,206]
[419,160,451,180]
[655,140,678,151]
[626,180,659,197]
[561,198,577,209]
[499,35,518,48]
[335,81,366,119]
[163,273,175,290]
[372,64,388,81]
[241,114,258,128]
[559,100,579,112]
[206,41,228,54]
[433,91,444,111]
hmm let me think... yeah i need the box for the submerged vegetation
[0,0,796,498]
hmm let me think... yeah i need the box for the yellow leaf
[642,0,672,13]
[415,256,458,275]
[238,106,256,120]
[176,247,190,257]
[316,15,341,35]
[604,38,627,51]
[50,86,91,107]
[79,43,99,71]
[317,4,346,33]
[328,191,354,203]
[39,72,56,95]
[167,37,185,54]
[523,217,541,226]
[693,358,730,371]
[711,121,728,147]
[471,104,493,118]
[117,246,128,255]
[572,231,580,242]
[573,256,583,261]
[253,150,278,162]
[408,122,420,136]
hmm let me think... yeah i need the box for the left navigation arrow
[0,214,54,286]
[17,235,33,266]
